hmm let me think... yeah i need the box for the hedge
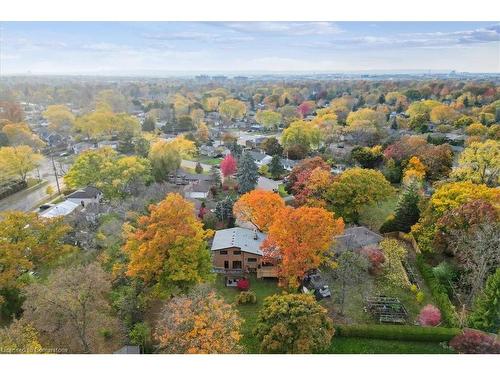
[416,255,459,327]
[335,324,461,342]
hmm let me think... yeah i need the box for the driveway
[257,176,282,192]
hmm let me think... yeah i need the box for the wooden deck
[257,266,278,279]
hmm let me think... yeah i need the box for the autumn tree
[219,99,246,128]
[65,148,152,199]
[155,285,242,354]
[262,136,283,156]
[220,154,237,178]
[254,293,334,354]
[351,145,383,169]
[346,108,386,129]
[380,181,420,233]
[380,238,409,287]
[262,206,344,288]
[148,140,182,181]
[403,156,426,185]
[0,319,42,354]
[142,116,156,132]
[256,110,282,130]
[281,120,321,154]
[96,89,129,112]
[236,152,259,194]
[0,101,24,123]
[1,123,44,148]
[43,104,75,135]
[122,193,213,292]
[22,263,124,353]
[430,104,459,124]
[233,190,285,232]
[0,146,42,182]
[286,156,330,194]
[324,168,394,223]
[196,122,210,143]
[417,305,442,327]
[451,140,500,187]
[449,329,500,354]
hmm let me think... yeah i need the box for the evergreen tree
[380,182,420,233]
[468,268,500,334]
[210,166,222,189]
[495,107,500,123]
[236,152,259,194]
[195,162,203,174]
[142,116,156,132]
[268,155,285,179]
[378,94,385,104]
[215,196,235,226]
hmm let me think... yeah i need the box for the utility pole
[51,155,61,195]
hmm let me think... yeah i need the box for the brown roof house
[333,226,383,253]
[211,227,278,285]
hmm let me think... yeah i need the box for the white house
[248,151,272,167]
[40,200,80,218]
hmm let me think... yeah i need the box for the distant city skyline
[1,22,499,75]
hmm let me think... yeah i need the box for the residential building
[333,226,383,253]
[66,186,103,207]
[40,200,80,218]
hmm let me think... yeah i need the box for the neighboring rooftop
[40,200,79,218]
[66,186,101,200]
[211,227,267,255]
[334,226,383,252]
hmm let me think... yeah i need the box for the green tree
[142,116,156,132]
[236,152,259,194]
[468,268,500,333]
[262,137,283,156]
[380,182,420,233]
[268,155,284,179]
[254,293,334,353]
[335,251,369,314]
[324,168,394,223]
[148,140,182,182]
[256,110,282,130]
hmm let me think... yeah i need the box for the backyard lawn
[358,196,398,232]
[187,155,222,166]
[326,337,453,354]
[212,274,281,353]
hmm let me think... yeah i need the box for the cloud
[219,22,343,36]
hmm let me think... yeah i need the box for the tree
[380,182,420,233]
[22,263,123,353]
[0,146,42,182]
[148,140,181,182]
[449,329,500,354]
[233,190,285,232]
[430,105,459,124]
[346,108,386,129]
[196,122,210,143]
[210,165,222,190]
[286,156,330,194]
[282,120,321,153]
[360,246,385,275]
[0,101,24,123]
[380,238,409,287]
[403,156,426,185]
[324,168,394,223]
[134,137,150,158]
[0,319,42,354]
[293,167,333,207]
[176,115,194,132]
[335,251,369,314]
[297,101,315,118]
[194,162,203,174]
[254,293,334,354]
[262,206,344,288]
[122,193,213,292]
[468,268,500,333]
[451,140,500,187]
[142,116,156,132]
[155,285,242,354]
[453,223,500,305]
[65,148,152,199]
[220,154,237,178]
[417,305,442,326]
[279,105,300,126]
[0,212,75,305]
[236,152,259,194]
[215,196,235,226]
[268,155,285,179]
[219,99,246,127]
[1,123,44,148]
[43,104,75,135]
[351,145,383,169]
[256,110,282,130]
[262,137,283,156]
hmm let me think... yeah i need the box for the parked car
[39,203,54,211]
[301,270,331,300]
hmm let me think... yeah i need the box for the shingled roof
[211,227,267,256]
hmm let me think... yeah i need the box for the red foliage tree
[449,329,500,354]
[359,246,385,275]
[236,278,250,291]
[417,304,442,327]
[297,101,313,118]
[286,157,330,194]
[220,154,237,177]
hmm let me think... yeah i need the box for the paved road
[0,156,68,212]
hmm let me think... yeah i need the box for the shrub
[418,305,442,327]
[236,278,250,291]
[236,291,257,305]
[416,255,458,327]
[449,329,500,354]
[416,291,425,304]
[335,324,460,342]
[359,246,385,275]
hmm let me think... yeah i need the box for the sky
[1,22,499,75]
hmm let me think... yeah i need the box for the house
[184,179,211,200]
[113,345,141,354]
[40,200,80,218]
[211,227,277,280]
[72,142,95,154]
[248,151,272,167]
[333,226,383,253]
[281,158,297,172]
[66,186,103,207]
[97,140,119,150]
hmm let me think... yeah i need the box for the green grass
[212,275,281,353]
[187,155,222,166]
[358,196,398,232]
[277,183,290,197]
[326,337,454,354]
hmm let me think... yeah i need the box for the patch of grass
[277,183,289,197]
[212,275,281,353]
[358,196,398,232]
[187,156,222,166]
[326,337,454,354]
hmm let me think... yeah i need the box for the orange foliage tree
[122,193,213,292]
[262,206,344,288]
[233,190,285,232]
[155,285,242,353]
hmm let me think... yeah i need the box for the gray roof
[248,151,270,162]
[114,345,141,354]
[211,227,267,255]
[66,186,101,199]
[334,226,383,252]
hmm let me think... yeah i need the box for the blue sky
[1,22,499,75]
